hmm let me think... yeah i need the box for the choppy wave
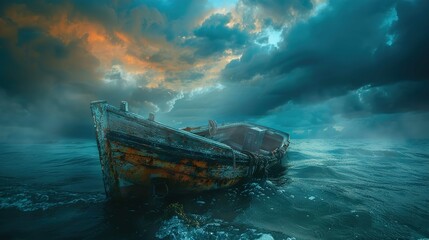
[0,139,428,239]
[156,215,296,240]
[0,185,105,212]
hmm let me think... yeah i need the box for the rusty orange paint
[116,160,240,192]
[109,143,243,192]
[179,158,208,169]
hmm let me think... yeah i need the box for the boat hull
[108,132,248,196]
[90,101,287,199]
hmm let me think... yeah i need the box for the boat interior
[185,123,287,155]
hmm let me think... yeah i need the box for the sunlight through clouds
[0,0,428,140]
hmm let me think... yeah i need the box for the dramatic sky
[1,0,428,141]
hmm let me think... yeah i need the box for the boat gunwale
[108,130,251,165]
[91,101,288,159]
[188,122,290,150]
[102,103,239,152]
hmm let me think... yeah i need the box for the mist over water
[0,139,428,239]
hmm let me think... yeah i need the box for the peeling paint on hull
[90,101,290,199]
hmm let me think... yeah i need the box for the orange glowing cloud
[2,3,243,93]
[47,12,162,74]
[3,4,200,89]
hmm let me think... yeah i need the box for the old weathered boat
[90,100,290,199]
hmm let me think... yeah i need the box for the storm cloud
[0,0,428,141]
[221,0,429,114]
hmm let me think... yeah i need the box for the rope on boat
[271,146,286,159]
[243,145,288,177]
[243,151,269,177]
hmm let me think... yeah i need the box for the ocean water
[0,139,428,239]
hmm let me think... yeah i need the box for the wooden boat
[90,100,290,199]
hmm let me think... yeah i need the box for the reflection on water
[0,139,428,239]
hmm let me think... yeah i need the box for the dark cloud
[330,81,429,118]
[372,0,429,82]
[221,0,429,117]
[243,0,313,13]
[185,13,249,57]
[0,25,100,101]
[241,0,314,27]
